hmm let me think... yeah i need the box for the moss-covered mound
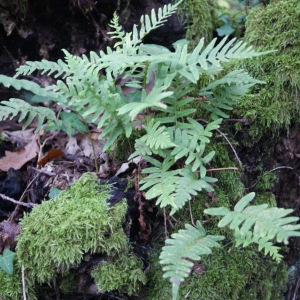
[229,0,300,141]
[0,173,146,299]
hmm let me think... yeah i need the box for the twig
[22,265,27,300]
[207,167,239,172]
[188,199,196,227]
[9,173,40,221]
[0,193,36,208]
[53,278,61,300]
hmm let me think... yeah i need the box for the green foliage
[16,173,128,284]
[205,192,300,261]
[0,249,15,276]
[159,221,224,299]
[0,2,296,299]
[91,253,147,295]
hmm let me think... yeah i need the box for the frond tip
[159,221,224,300]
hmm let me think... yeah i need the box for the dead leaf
[0,135,39,171]
[37,149,64,166]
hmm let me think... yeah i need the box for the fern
[200,70,265,119]
[204,192,300,257]
[0,98,62,132]
[159,220,224,300]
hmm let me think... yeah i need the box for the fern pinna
[0,2,298,300]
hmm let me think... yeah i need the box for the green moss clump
[16,173,128,284]
[227,0,300,141]
[91,253,147,295]
[175,0,216,49]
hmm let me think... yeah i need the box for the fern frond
[171,166,217,215]
[0,98,62,132]
[234,229,283,262]
[0,74,66,104]
[140,155,180,208]
[200,70,265,119]
[204,192,300,254]
[118,85,172,120]
[140,119,175,150]
[14,59,69,78]
[159,221,224,300]
[108,1,182,55]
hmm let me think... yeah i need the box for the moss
[0,264,36,300]
[91,253,147,295]
[175,0,216,49]
[16,173,128,284]
[144,245,287,300]
[0,173,142,299]
[225,0,300,142]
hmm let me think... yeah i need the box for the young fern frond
[204,192,300,258]
[140,119,175,150]
[159,220,224,300]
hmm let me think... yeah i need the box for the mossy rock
[227,0,300,142]
[0,173,146,299]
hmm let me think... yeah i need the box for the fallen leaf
[0,135,39,171]
[37,149,64,166]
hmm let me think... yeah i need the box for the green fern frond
[0,98,62,132]
[171,166,217,215]
[140,155,180,208]
[234,229,283,262]
[140,119,175,150]
[0,75,66,104]
[108,1,182,55]
[200,70,265,119]
[159,220,224,300]
[204,192,300,254]
[14,59,69,78]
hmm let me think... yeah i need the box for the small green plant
[0,2,298,299]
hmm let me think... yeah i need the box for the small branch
[188,199,196,227]
[22,265,27,300]
[0,193,36,207]
[269,166,293,172]
[207,167,239,172]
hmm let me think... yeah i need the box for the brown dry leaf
[0,135,39,171]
